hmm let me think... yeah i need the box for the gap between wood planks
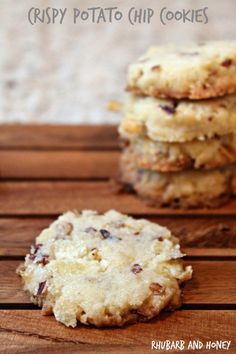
[0,304,236,311]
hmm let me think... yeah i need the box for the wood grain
[0,181,235,216]
[0,310,235,354]
[0,217,235,257]
[0,125,118,150]
[0,124,235,352]
[1,261,235,305]
[0,151,120,179]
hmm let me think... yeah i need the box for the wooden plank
[1,261,235,305]
[0,181,236,216]
[0,125,118,150]
[149,216,236,248]
[0,310,235,354]
[0,217,235,257]
[0,125,235,353]
[0,151,119,179]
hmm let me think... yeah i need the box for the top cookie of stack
[127,41,236,100]
[119,41,236,208]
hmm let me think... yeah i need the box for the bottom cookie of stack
[120,153,236,208]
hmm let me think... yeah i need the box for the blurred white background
[0,0,235,124]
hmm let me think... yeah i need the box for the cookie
[127,41,236,100]
[120,156,236,208]
[122,133,236,172]
[17,210,192,327]
[119,94,236,142]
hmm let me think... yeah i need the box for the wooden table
[0,125,235,354]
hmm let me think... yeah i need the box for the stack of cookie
[119,41,236,208]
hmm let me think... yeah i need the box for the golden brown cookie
[119,94,236,142]
[122,134,236,172]
[120,155,236,208]
[17,210,192,327]
[127,41,236,100]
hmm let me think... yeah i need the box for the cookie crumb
[107,100,123,112]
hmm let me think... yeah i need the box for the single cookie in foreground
[17,210,192,327]
[120,156,236,208]
[127,41,236,100]
[119,94,236,142]
[121,133,236,172]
